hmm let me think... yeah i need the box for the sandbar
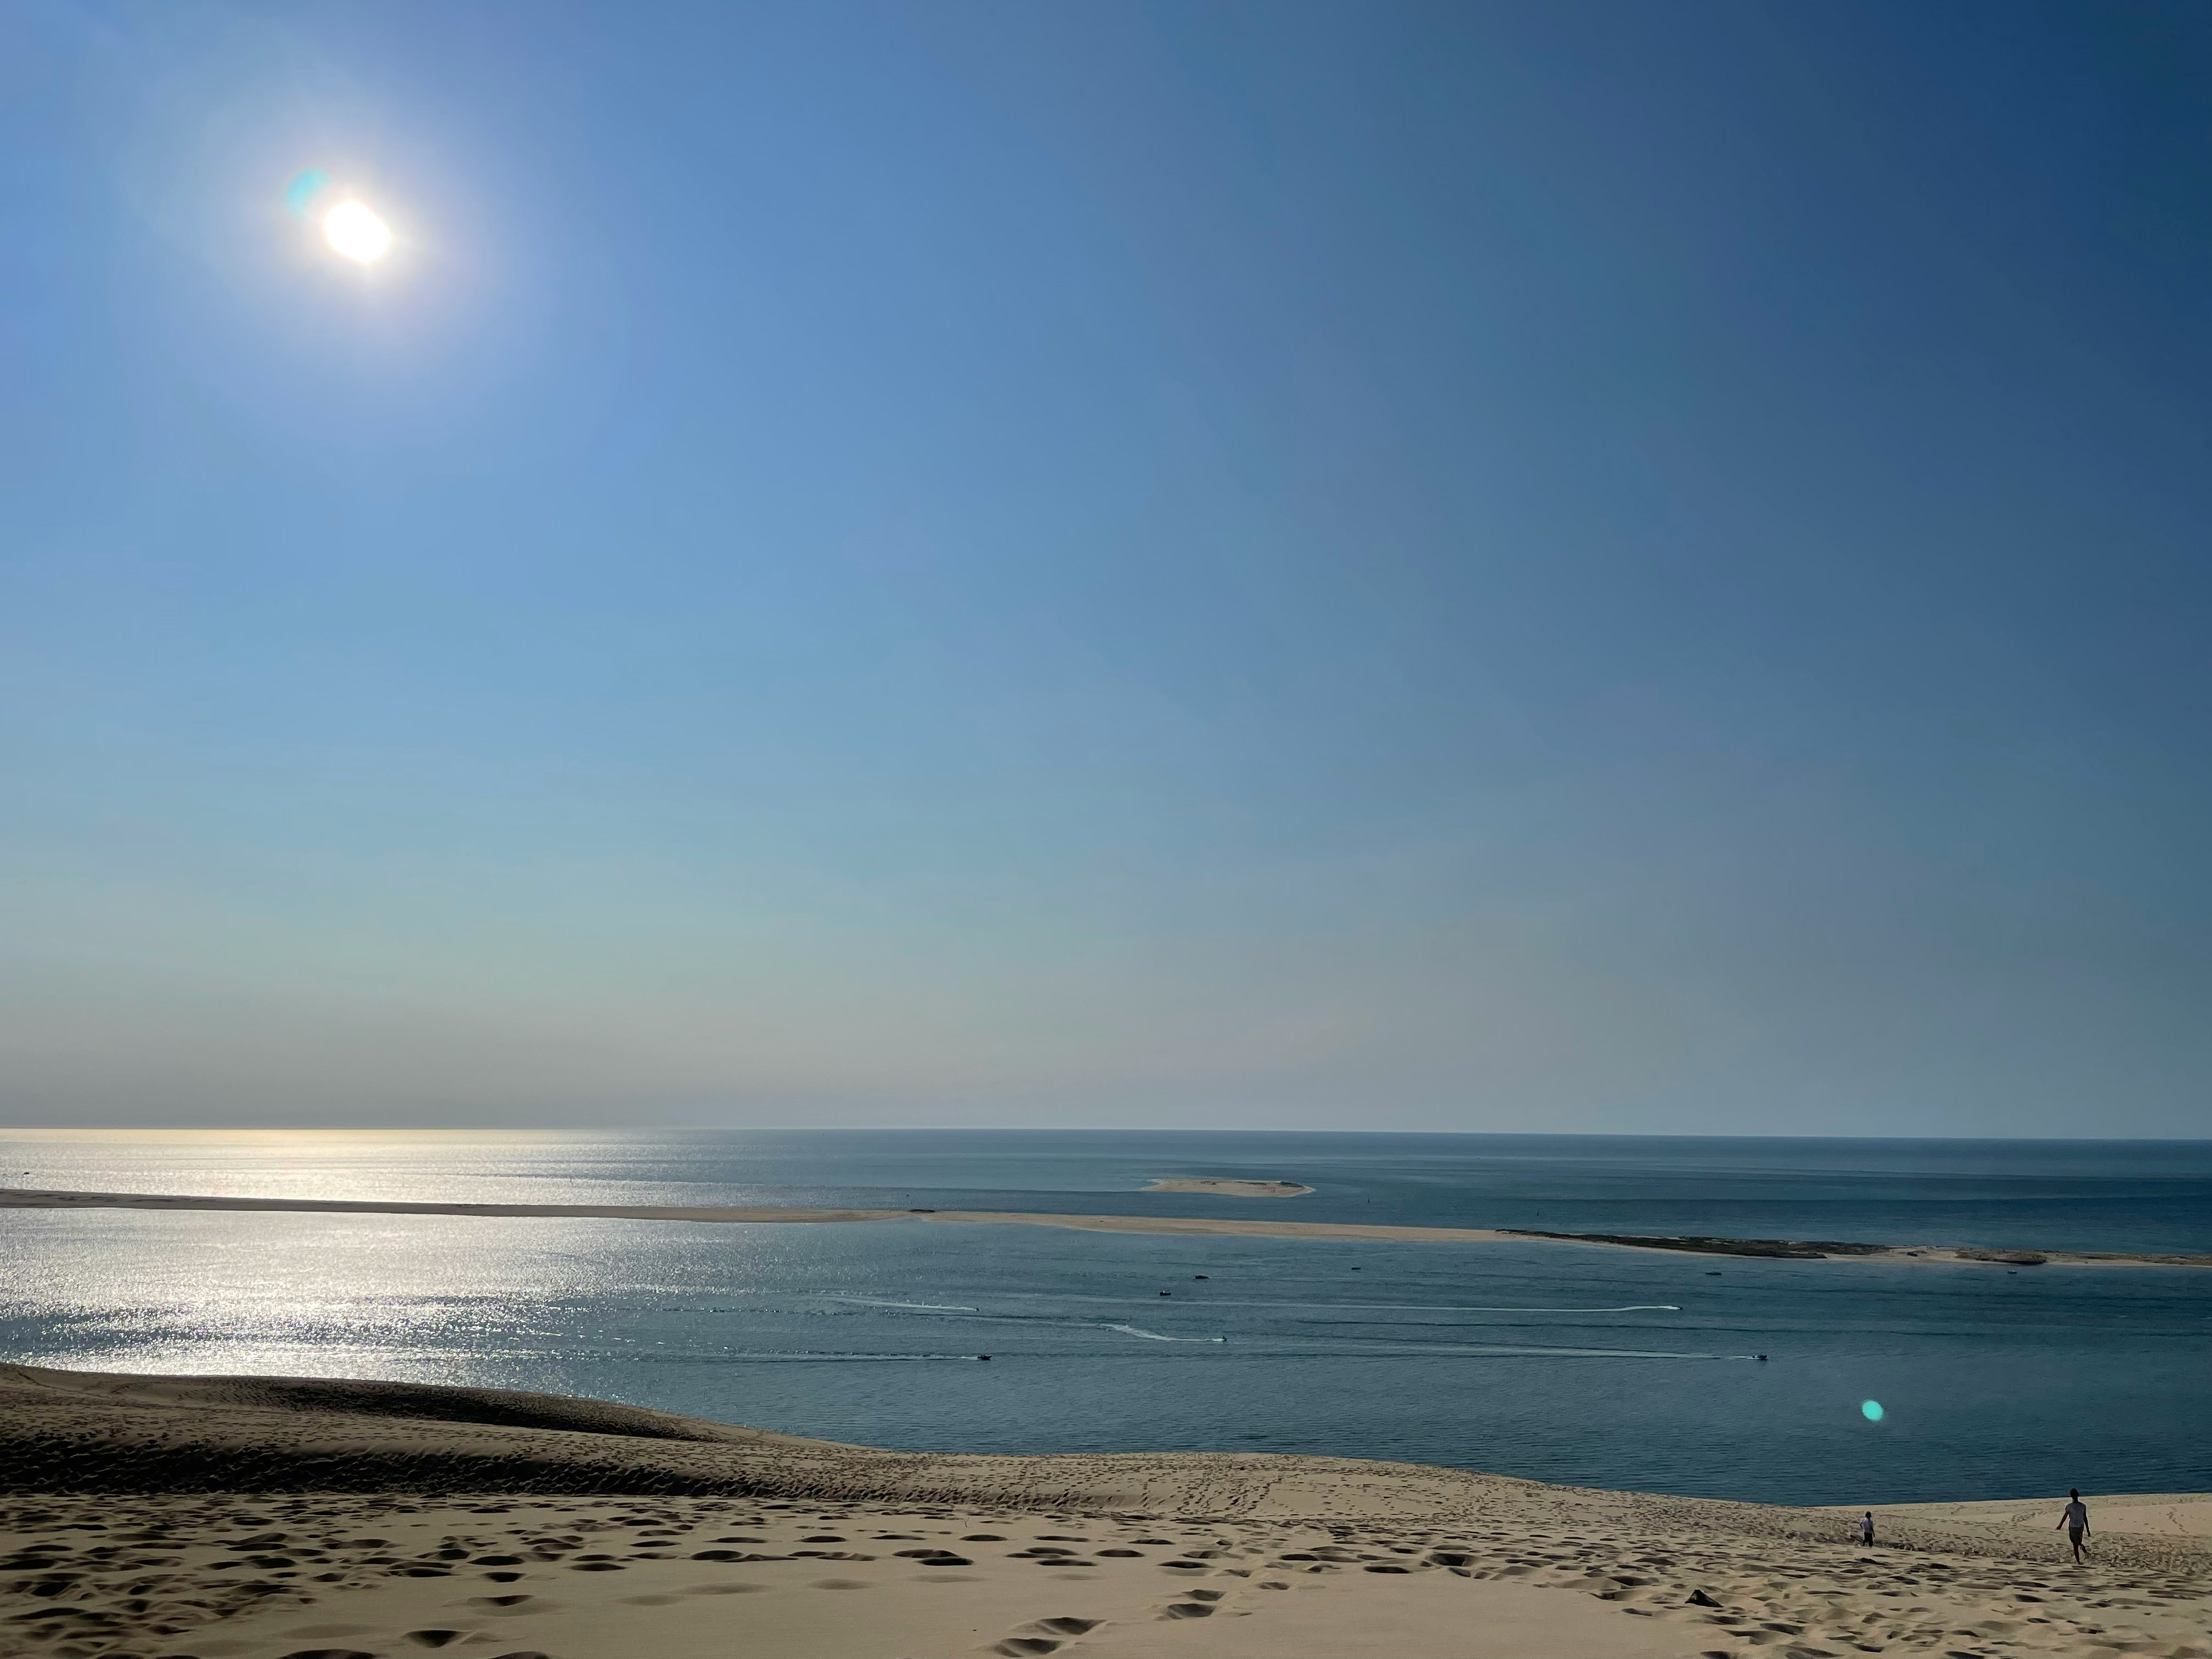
[3,1187,2207,1266]
[1143,1177,1315,1198]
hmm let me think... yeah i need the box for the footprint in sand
[990,1613,1110,1652]
[281,1627,383,1639]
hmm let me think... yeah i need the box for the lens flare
[323,200,392,263]
[1861,1399,1884,1422]
[284,168,332,219]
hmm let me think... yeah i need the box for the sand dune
[1847,1495,2212,1541]
[1,1364,2207,1659]
[8,1187,2209,1267]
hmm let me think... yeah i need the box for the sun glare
[324,200,392,263]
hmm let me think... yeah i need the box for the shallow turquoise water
[1,1130,2206,1505]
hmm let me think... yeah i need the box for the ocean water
[1,1130,2207,1506]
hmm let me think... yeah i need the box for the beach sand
[1842,1497,2212,1542]
[2,1365,2205,1659]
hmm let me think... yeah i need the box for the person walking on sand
[1858,1511,1875,1547]
[2057,1490,2090,1563]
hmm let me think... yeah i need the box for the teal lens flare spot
[284,168,332,219]
[1861,1400,1884,1422]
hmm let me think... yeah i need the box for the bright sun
[323,200,392,263]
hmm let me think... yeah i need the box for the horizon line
[0,1124,2207,1144]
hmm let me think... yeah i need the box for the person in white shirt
[2057,1490,2090,1563]
[1858,1511,1875,1547]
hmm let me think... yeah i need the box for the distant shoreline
[5,1186,2207,1267]
[1142,1176,1315,1197]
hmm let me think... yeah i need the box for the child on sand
[1858,1511,1875,1546]
[2057,1491,2090,1563]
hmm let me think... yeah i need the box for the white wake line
[824,1299,1222,1344]
[1327,1342,1752,1359]
[836,1294,1684,1316]
[714,1352,996,1363]
[1166,1300,1685,1314]
[706,1342,1746,1361]
[817,1299,1714,1351]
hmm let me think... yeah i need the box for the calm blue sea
[1,1131,2207,1506]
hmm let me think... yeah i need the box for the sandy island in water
[0,1363,2205,1659]
[1142,1178,1315,1198]
[5,1186,2209,1268]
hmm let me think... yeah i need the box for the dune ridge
[1,1365,2207,1659]
[1,1364,2207,1566]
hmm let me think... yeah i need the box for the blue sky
[3,1,2208,1133]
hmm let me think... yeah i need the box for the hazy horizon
[6,3,2209,1138]
[2,1125,2209,1144]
